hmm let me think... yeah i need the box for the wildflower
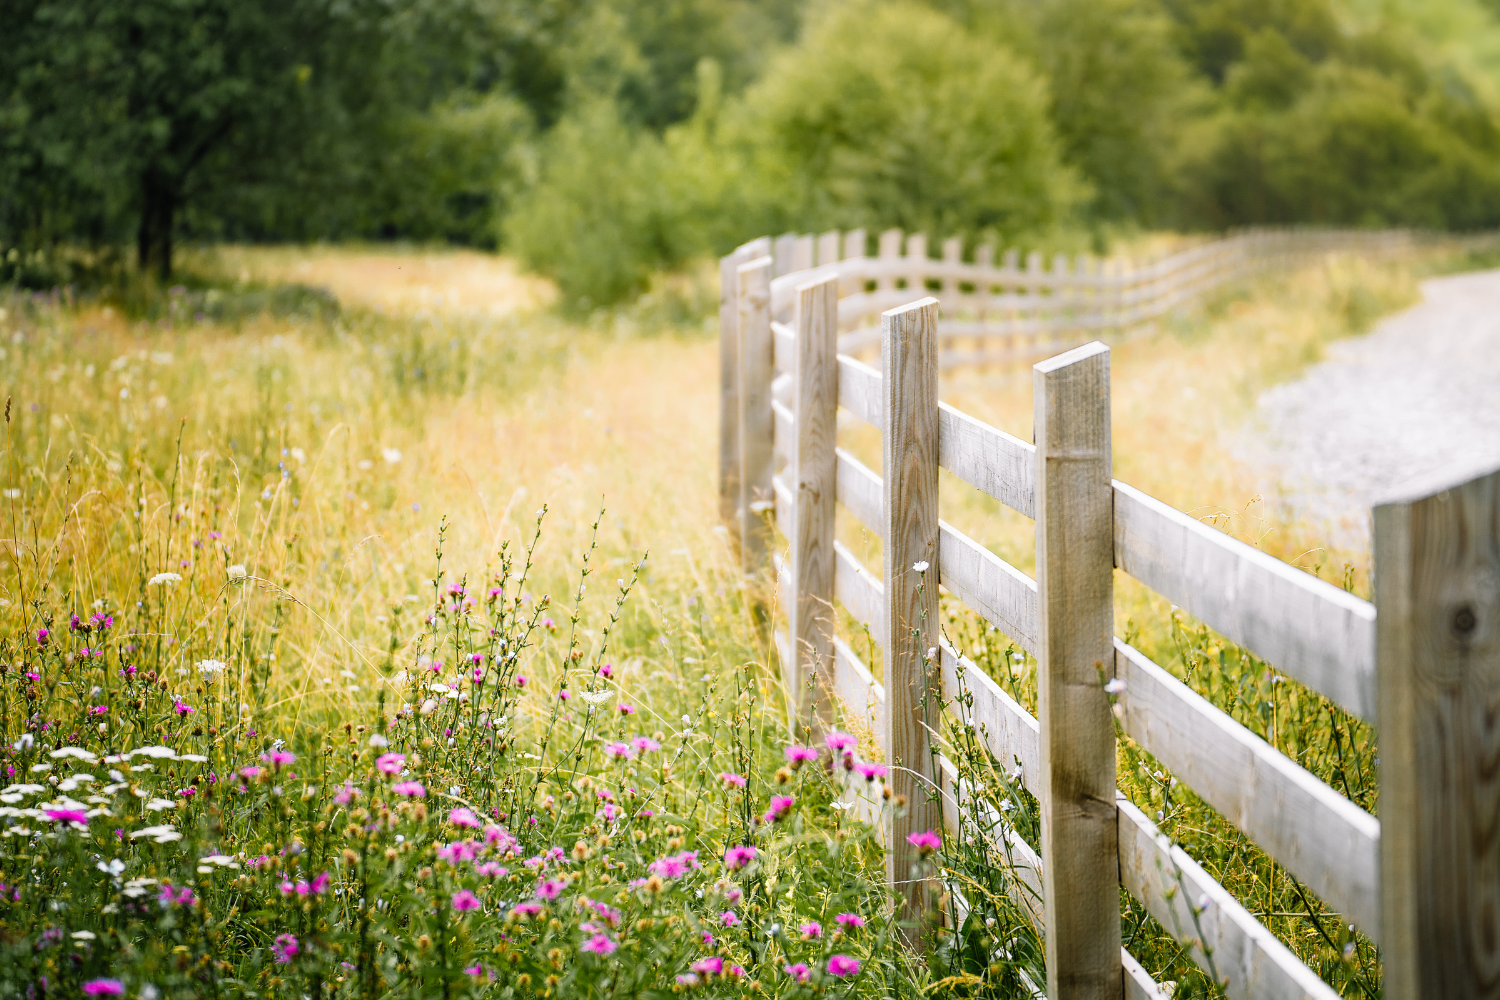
[800,921,822,939]
[599,663,614,678]
[691,956,724,977]
[483,824,517,851]
[35,629,48,647]
[515,675,528,688]
[784,962,811,983]
[912,561,929,573]
[784,745,818,767]
[604,742,634,760]
[618,702,635,715]
[510,902,543,919]
[722,911,739,926]
[262,750,295,767]
[542,617,556,630]
[43,809,88,825]
[82,981,125,996]
[723,845,757,870]
[475,862,508,878]
[535,878,567,901]
[273,933,299,964]
[764,795,795,823]
[834,913,865,930]
[463,964,484,977]
[449,807,482,828]
[856,762,888,782]
[907,830,942,855]
[88,705,108,716]
[558,689,570,700]
[828,954,861,977]
[227,564,247,581]
[676,974,700,987]
[1104,677,1126,695]
[581,933,617,955]
[239,766,262,779]
[719,772,747,788]
[452,890,481,912]
[728,965,746,979]
[632,736,662,753]
[701,931,715,947]
[392,781,426,797]
[375,752,406,775]
[648,850,701,880]
[148,572,182,586]
[197,660,228,675]
[825,731,857,754]
[334,781,358,805]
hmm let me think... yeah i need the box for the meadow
[0,240,1489,997]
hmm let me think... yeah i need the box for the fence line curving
[718,228,1500,999]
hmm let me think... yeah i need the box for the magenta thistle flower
[452,890,481,912]
[392,781,426,797]
[34,629,48,647]
[723,844,757,870]
[618,702,635,715]
[784,962,811,983]
[907,829,942,855]
[239,766,262,779]
[464,964,484,977]
[719,771,747,788]
[631,736,661,753]
[825,730,857,754]
[448,806,482,828]
[784,744,818,767]
[375,752,405,775]
[834,912,866,930]
[647,850,701,880]
[604,742,634,760]
[691,956,724,977]
[581,933,617,955]
[511,902,543,918]
[262,750,296,767]
[515,675,528,688]
[535,878,567,901]
[43,809,88,824]
[676,974,700,987]
[764,794,795,823]
[173,700,195,716]
[82,981,125,996]
[800,921,822,939]
[721,910,739,926]
[828,954,861,977]
[273,933,299,964]
[558,689,570,700]
[701,930,715,947]
[856,762,889,781]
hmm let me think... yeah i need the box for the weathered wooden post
[881,297,943,940]
[720,239,770,533]
[736,256,774,573]
[790,275,839,732]
[1375,462,1500,999]
[1034,340,1121,1000]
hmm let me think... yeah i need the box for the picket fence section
[757,226,1415,369]
[718,230,1500,999]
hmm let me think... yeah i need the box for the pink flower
[515,675,528,688]
[723,845,757,870]
[647,850,701,880]
[310,872,331,894]
[273,933,299,963]
[907,829,942,855]
[88,705,108,716]
[701,930,715,947]
[82,980,125,996]
[719,772,746,788]
[728,965,746,979]
[239,766,262,779]
[511,902,543,918]
[452,890,481,911]
[632,736,661,753]
[784,962,811,983]
[676,974,700,986]
[449,807,482,828]
[464,964,484,977]
[721,910,739,926]
[764,795,795,823]
[691,956,724,977]
[784,745,818,767]
[334,781,358,805]
[262,750,296,767]
[825,731,857,754]
[535,878,567,901]
[558,689,570,700]
[856,762,889,781]
[173,700,195,716]
[835,913,866,930]
[800,921,822,939]
[581,933,617,955]
[604,742,633,760]
[542,617,556,630]
[475,862,508,877]
[483,824,517,851]
[599,663,613,678]
[828,954,861,977]
[375,752,406,775]
[392,781,426,797]
[34,629,48,647]
[43,809,88,825]
[618,702,635,715]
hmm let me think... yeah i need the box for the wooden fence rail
[718,229,1500,999]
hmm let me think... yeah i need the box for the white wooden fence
[718,232,1500,999]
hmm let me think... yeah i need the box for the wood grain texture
[881,296,943,931]
[792,276,840,732]
[1112,638,1381,940]
[940,520,1039,656]
[836,448,882,535]
[837,354,883,428]
[1117,796,1340,1000]
[719,251,744,527]
[737,258,775,573]
[940,403,1036,519]
[1034,340,1120,1000]
[835,540,883,639]
[1114,480,1377,721]
[1375,463,1500,1000]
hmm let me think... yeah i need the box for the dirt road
[1242,268,1500,553]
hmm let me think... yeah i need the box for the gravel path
[1241,268,1500,553]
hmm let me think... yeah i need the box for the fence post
[1034,341,1121,1000]
[737,256,775,574]
[881,296,943,943]
[790,275,840,733]
[719,251,745,528]
[1374,462,1500,999]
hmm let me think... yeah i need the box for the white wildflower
[382,448,402,464]
[912,561,929,573]
[579,689,612,706]
[71,931,97,941]
[148,572,183,586]
[369,734,389,747]
[226,564,247,581]
[1103,678,1126,695]
[340,670,355,679]
[144,798,178,812]
[96,858,125,876]
[50,747,97,761]
[197,660,228,675]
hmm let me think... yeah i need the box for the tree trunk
[137,172,176,282]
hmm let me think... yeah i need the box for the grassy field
[0,240,1484,997]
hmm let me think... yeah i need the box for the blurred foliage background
[6,0,1500,307]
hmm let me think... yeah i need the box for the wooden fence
[718,232,1500,999]
[754,226,1421,369]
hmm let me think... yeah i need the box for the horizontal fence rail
[719,232,1500,998]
